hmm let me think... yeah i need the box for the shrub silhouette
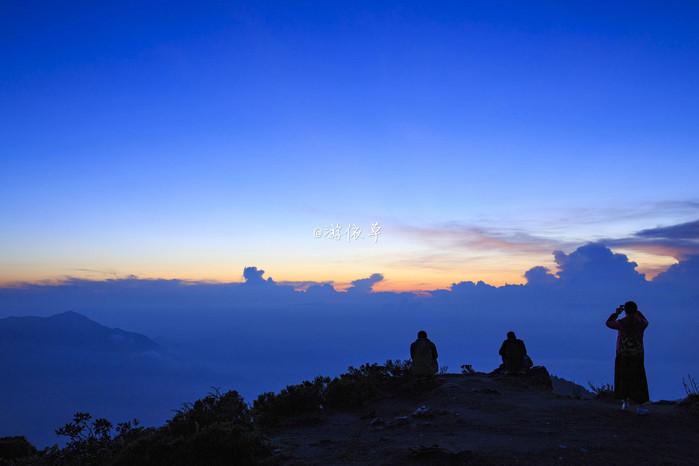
[168,388,251,436]
[682,374,698,397]
[110,389,269,466]
[29,412,142,465]
[252,376,331,428]
[325,360,414,409]
[680,374,699,418]
[29,389,271,466]
[588,382,615,400]
[252,360,417,427]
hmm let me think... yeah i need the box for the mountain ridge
[0,311,159,353]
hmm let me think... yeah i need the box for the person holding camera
[606,301,649,414]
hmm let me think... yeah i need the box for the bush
[683,374,698,396]
[588,382,615,400]
[252,376,330,428]
[38,412,140,465]
[117,389,270,466]
[680,375,699,418]
[38,389,272,466]
[168,388,251,436]
[110,422,270,466]
[325,360,414,409]
[252,360,419,426]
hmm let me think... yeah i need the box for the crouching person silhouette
[410,330,438,376]
[499,331,532,375]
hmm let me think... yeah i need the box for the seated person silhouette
[498,331,531,374]
[410,330,438,376]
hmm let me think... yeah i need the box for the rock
[653,400,676,406]
[679,394,699,417]
[409,445,489,464]
[412,405,433,418]
[410,444,446,456]
[525,366,553,390]
[0,436,37,460]
[360,409,376,419]
[551,375,593,399]
[310,439,333,446]
[472,387,500,395]
[389,416,410,427]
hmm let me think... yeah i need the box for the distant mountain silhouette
[0,312,211,448]
[0,311,158,354]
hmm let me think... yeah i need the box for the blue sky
[2,1,698,288]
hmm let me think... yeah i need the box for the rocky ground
[269,373,699,465]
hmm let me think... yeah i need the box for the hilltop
[268,372,698,465]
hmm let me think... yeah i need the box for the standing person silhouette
[410,330,438,376]
[606,301,650,414]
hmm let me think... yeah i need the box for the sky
[2,1,699,290]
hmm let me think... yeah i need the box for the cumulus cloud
[1,243,697,318]
[304,283,339,297]
[346,273,384,294]
[520,244,649,292]
[278,280,334,291]
[524,266,557,286]
[553,243,646,286]
[450,280,496,293]
[653,254,699,288]
[242,266,275,285]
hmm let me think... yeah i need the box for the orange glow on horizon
[0,247,680,291]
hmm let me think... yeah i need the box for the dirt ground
[269,374,699,465]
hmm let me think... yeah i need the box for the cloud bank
[1,241,698,447]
